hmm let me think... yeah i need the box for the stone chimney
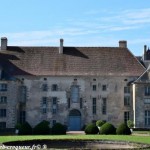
[119,40,127,48]
[59,39,64,54]
[143,45,147,60]
[1,37,7,50]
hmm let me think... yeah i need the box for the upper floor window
[42,84,48,91]
[52,97,57,114]
[124,96,130,106]
[0,96,7,103]
[124,86,130,94]
[0,109,6,117]
[93,85,97,91]
[41,97,47,114]
[52,84,58,91]
[92,98,96,114]
[144,98,150,104]
[145,86,150,96]
[102,85,107,91]
[71,85,79,103]
[0,84,7,91]
[102,98,107,114]
[42,97,47,105]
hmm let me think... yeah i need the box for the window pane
[71,86,79,102]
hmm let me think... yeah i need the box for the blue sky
[0,0,150,56]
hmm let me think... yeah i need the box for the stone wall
[15,75,137,128]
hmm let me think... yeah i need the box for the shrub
[15,123,22,130]
[100,123,116,135]
[33,120,51,135]
[96,120,106,127]
[127,120,134,128]
[52,123,66,135]
[19,122,32,135]
[84,123,99,134]
[116,123,131,135]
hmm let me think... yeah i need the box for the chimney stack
[59,39,64,54]
[1,37,7,50]
[144,45,147,60]
[119,40,127,48]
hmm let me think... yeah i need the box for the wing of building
[0,37,147,132]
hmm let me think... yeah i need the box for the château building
[0,37,149,131]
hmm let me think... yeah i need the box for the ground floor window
[0,122,6,129]
[0,109,6,117]
[145,110,150,126]
[124,111,129,123]
[20,111,26,124]
[52,120,56,126]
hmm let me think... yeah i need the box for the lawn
[0,134,150,144]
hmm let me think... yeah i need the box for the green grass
[0,135,150,144]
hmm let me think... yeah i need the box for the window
[20,111,26,124]
[68,98,70,108]
[52,84,58,91]
[124,111,130,123]
[0,122,6,129]
[0,96,7,103]
[102,85,107,91]
[71,85,79,103]
[145,86,150,96]
[144,99,150,104]
[80,98,82,109]
[124,96,130,106]
[93,85,97,91]
[21,86,27,102]
[102,98,107,114]
[0,84,7,91]
[42,97,47,105]
[42,108,47,114]
[52,97,57,114]
[0,109,6,117]
[92,98,96,114]
[42,97,47,114]
[52,120,56,126]
[124,86,130,94]
[93,79,96,81]
[42,84,48,91]
[145,110,150,126]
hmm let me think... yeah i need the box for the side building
[0,37,145,131]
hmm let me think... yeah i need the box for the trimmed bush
[19,122,32,135]
[127,120,134,128]
[52,123,66,135]
[84,123,99,134]
[100,123,116,135]
[116,123,131,135]
[33,120,51,135]
[96,120,106,127]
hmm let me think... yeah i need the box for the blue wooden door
[69,116,81,131]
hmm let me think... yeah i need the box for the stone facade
[9,75,135,129]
